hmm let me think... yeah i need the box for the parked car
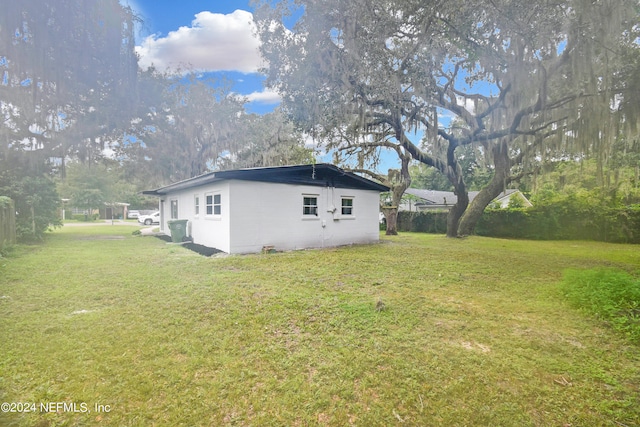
[137,211,160,225]
[127,210,140,219]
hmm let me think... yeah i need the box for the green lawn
[1,226,639,426]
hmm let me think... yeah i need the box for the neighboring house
[401,188,532,211]
[68,202,131,220]
[143,164,389,254]
[102,202,131,220]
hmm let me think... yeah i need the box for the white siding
[227,180,380,254]
[160,180,381,254]
[160,182,232,253]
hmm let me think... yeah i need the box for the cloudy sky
[123,0,280,113]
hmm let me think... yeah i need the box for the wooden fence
[0,196,17,248]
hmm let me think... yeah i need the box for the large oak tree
[120,70,313,187]
[0,0,139,169]
[254,0,639,237]
[0,0,139,240]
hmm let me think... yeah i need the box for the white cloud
[136,10,265,73]
[245,89,281,104]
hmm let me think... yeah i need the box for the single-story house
[143,164,389,254]
[65,202,130,220]
[401,188,532,211]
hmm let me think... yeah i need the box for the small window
[194,196,200,216]
[213,194,221,215]
[170,199,178,219]
[303,196,318,216]
[206,194,213,215]
[341,197,353,215]
[206,193,221,216]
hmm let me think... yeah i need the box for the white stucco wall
[160,182,232,253]
[159,179,381,254]
[227,180,381,254]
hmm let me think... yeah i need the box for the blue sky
[123,0,279,114]
[120,0,401,171]
[120,1,440,172]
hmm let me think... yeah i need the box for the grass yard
[1,225,639,426]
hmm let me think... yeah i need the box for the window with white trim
[303,196,318,216]
[170,199,178,219]
[213,194,221,215]
[206,193,221,216]
[341,197,354,215]
[194,195,200,216]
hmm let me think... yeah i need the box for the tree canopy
[118,70,313,187]
[0,0,139,168]
[0,0,139,240]
[1,2,313,241]
[254,0,640,236]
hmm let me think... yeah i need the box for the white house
[143,164,389,254]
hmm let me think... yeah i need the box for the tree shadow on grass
[153,234,223,257]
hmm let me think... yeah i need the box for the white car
[137,211,160,225]
[127,210,140,219]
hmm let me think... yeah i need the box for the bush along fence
[397,204,640,243]
[397,210,449,234]
[0,196,17,249]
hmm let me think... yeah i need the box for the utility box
[167,219,188,243]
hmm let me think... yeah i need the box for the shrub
[398,202,640,243]
[562,269,640,342]
[0,173,61,242]
[397,211,448,233]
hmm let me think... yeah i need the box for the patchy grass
[0,227,639,426]
[562,268,640,342]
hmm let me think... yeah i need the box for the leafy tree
[0,0,139,237]
[0,165,60,241]
[357,153,412,236]
[58,161,141,218]
[254,0,639,237]
[319,126,412,234]
[527,159,640,207]
[410,144,493,192]
[122,73,245,184]
[59,163,110,219]
[218,109,315,170]
[122,71,314,185]
[410,163,453,192]
[0,0,139,171]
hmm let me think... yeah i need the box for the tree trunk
[446,188,469,238]
[382,158,411,236]
[457,185,499,236]
[444,145,469,238]
[30,204,36,235]
[458,141,511,236]
[382,206,399,235]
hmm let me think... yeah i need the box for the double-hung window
[206,193,221,216]
[303,196,318,216]
[194,195,200,216]
[341,197,354,216]
[170,199,178,219]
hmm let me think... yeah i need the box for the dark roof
[143,163,389,196]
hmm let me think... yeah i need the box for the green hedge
[72,213,100,222]
[398,204,640,243]
[397,211,448,234]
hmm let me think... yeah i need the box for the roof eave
[142,164,389,195]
